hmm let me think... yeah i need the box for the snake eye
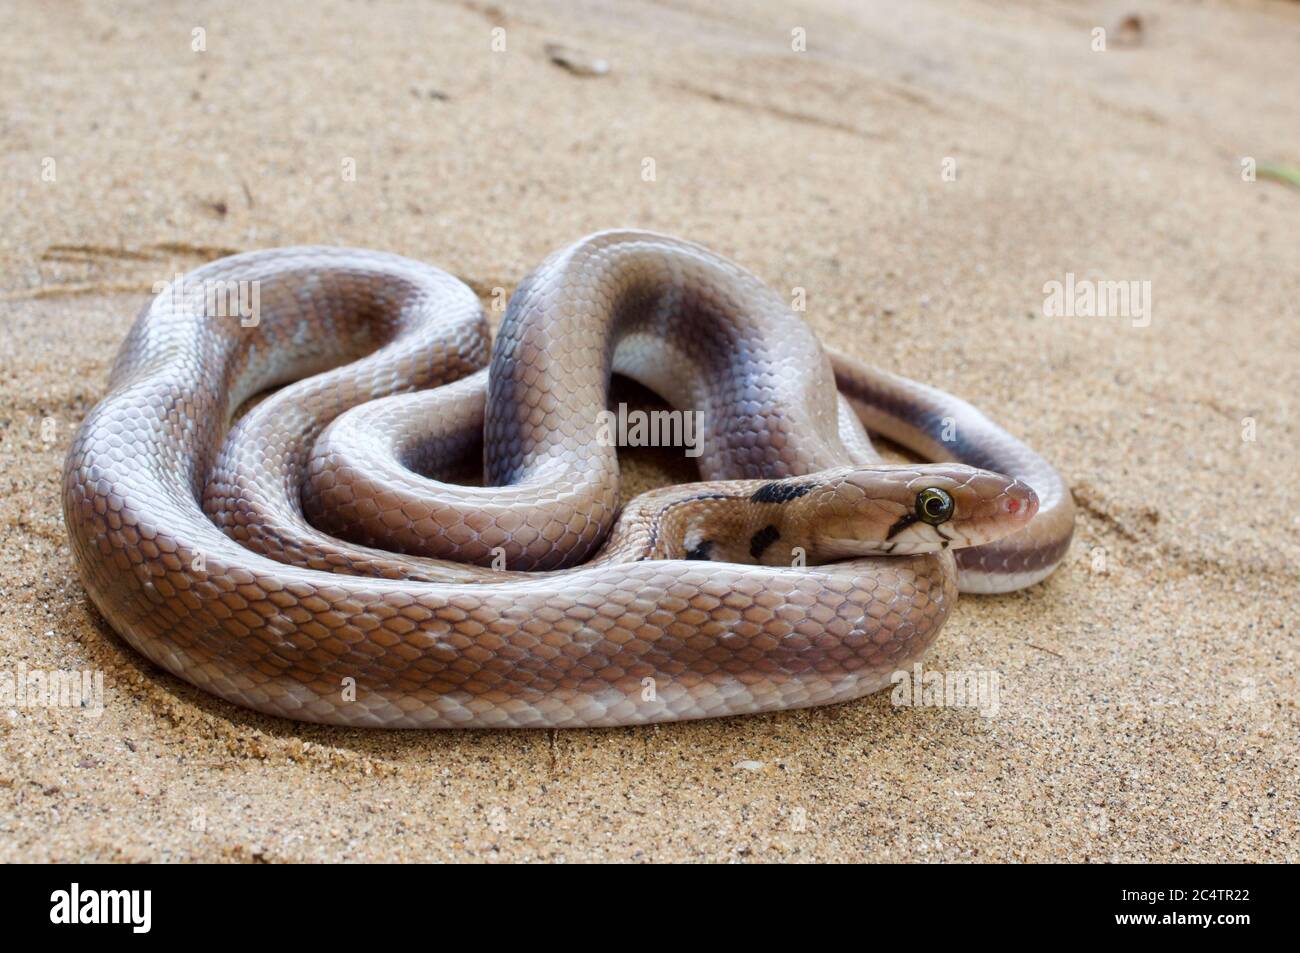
[915,487,954,525]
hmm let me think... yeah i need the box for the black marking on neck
[749,524,781,560]
[750,481,816,504]
[685,540,713,560]
[645,492,737,558]
[886,513,918,540]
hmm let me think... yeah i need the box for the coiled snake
[63,231,1074,727]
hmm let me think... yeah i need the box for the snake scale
[63,231,1074,728]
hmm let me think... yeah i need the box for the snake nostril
[1002,492,1037,518]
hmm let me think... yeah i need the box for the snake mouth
[814,533,948,559]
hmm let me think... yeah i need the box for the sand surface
[1,0,1297,862]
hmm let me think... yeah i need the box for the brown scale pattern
[62,233,1069,727]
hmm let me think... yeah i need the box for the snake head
[753,464,1038,564]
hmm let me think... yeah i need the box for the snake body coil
[63,231,1073,727]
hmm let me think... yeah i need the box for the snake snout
[961,473,1039,544]
[1000,480,1039,523]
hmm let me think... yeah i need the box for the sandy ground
[1,0,1297,862]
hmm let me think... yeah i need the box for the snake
[62,231,1074,728]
